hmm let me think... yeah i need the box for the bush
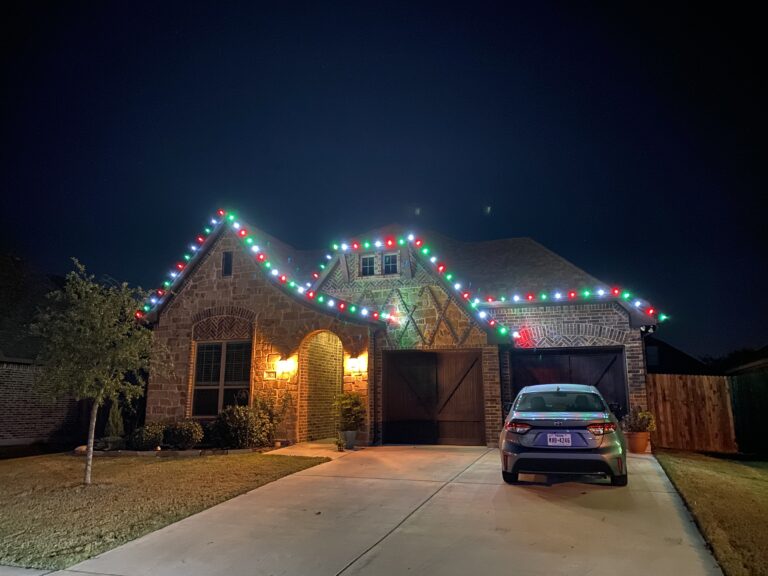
[164,419,204,450]
[130,422,165,450]
[334,392,366,431]
[213,396,284,448]
[104,400,125,438]
[622,407,657,432]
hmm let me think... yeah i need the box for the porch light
[275,356,297,376]
[345,353,368,376]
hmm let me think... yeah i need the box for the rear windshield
[514,391,606,412]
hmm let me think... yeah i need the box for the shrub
[213,396,285,448]
[104,399,125,438]
[130,422,166,450]
[622,407,657,432]
[164,419,204,450]
[334,392,366,431]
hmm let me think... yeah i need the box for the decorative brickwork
[0,362,80,445]
[492,302,647,409]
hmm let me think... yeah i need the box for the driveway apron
[54,446,721,576]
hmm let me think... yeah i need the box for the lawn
[0,452,328,569]
[655,450,768,576]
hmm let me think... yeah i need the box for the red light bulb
[307,290,315,299]
[385,237,394,247]
[526,293,534,301]
[339,302,346,310]
[197,236,205,243]
[415,239,423,247]
[279,275,287,283]
[487,296,494,303]
[176,263,185,270]
[437,263,446,273]
[134,310,144,319]
[612,287,621,296]
[568,291,577,299]
[489,319,496,326]
[238,229,247,238]
[217,209,225,216]
[257,253,266,262]
[372,311,380,320]
[647,307,655,315]
[156,289,165,297]
[462,292,470,300]
[312,272,320,279]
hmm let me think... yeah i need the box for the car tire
[502,471,519,484]
[611,474,628,487]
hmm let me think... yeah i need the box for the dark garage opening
[507,347,629,415]
[383,350,485,445]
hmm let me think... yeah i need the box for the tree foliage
[33,259,155,484]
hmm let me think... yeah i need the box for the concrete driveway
[52,445,721,576]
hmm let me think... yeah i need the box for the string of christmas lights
[136,209,668,340]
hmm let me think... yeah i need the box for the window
[360,255,375,277]
[222,251,233,277]
[383,253,398,275]
[513,391,607,413]
[192,341,251,416]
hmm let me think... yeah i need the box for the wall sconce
[345,353,368,376]
[275,356,297,376]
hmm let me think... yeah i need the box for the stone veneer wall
[491,301,647,409]
[148,228,371,444]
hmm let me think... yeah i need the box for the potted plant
[334,392,366,449]
[622,407,656,453]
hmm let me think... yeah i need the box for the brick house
[144,210,662,446]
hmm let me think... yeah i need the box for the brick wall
[491,301,647,409]
[303,331,343,440]
[0,362,80,445]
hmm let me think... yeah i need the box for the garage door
[510,348,628,414]
[383,350,485,445]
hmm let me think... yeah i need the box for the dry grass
[0,452,327,569]
[655,450,768,576]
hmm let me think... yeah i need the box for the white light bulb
[326,254,332,260]
[170,272,178,278]
[375,240,382,248]
[211,219,218,225]
[150,297,158,305]
[251,246,259,253]
[430,256,437,263]
[306,282,311,287]
[597,289,605,296]
[271,269,279,276]
[407,233,415,241]
[513,295,520,302]
[328,299,335,307]
[361,308,369,316]
[341,243,348,251]
[454,283,461,290]
[233,222,241,229]
[634,300,642,308]
[479,311,487,319]
[554,292,562,300]
[474,298,480,304]
[512,331,521,339]
[297,287,305,294]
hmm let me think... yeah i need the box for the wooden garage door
[383,350,485,445]
[510,348,628,414]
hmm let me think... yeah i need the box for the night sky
[1,1,765,357]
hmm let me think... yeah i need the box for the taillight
[587,422,617,436]
[504,421,531,434]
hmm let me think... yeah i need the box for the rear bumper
[499,440,625,476]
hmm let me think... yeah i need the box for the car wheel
[502,471,519,484]
[611,474,628,487]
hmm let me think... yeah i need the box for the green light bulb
[622,292,631,300]
[421,247,429,255]
[398,238,405,245]
[184,254,191,261]
[289,281,295,287]
[583,290,591,298]
[319,264,325,270]
[163,280,171,287]
[540,293,548,300]
[499,327,508,335]
[318,295,324,302]
[350,305,357,313]
[265,262,271,268]
[227,214,235,221]
[659,313,669,322]
[363,241,371,249]
[445,273,453,280]
[143,304,151,312]
[332,244,339,250]
[204,227,211,234]
[245,237,253,245]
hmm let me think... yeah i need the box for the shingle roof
[344,224,604,297]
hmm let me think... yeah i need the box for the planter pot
[625,431,650,453]
[342,430,357,450]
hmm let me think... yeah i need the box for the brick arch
[297,330,344,442]
[191,306,256,324]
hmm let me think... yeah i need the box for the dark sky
[1,1,765,357]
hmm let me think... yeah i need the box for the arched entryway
[298,330,343,441]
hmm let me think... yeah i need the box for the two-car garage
[382,347,629,446]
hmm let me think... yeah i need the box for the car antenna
[556,385,560,392]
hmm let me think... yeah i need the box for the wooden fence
[646,373,738,453]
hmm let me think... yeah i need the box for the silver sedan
[499,383,628,486]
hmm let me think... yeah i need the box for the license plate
[547,433,572,446]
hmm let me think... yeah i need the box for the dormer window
[383,253,399,275]
[361,255,375,277]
